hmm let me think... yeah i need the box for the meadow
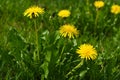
[0,0,120,80]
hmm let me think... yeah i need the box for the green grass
[0,0,120,80]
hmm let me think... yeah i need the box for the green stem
[94,9,99,33]
[34,19,39,61]
[86,0,90,14]
[66,59,84,77]
[86,0,89,6]
[57,42,66,65]
[113,15,117,26]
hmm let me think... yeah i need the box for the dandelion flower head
[58,10,71,18]
[24,6,44,19]
[111,5,120,14]
[94,1,104,8]
[59,24,79,39]
[76,44,97,60]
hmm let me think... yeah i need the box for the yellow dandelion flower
[24,6,44,19]
[111,5,120,14]
[76,44,97,60]
[58,10,71,18]
[59,24,79,39]
[94,1,104,8]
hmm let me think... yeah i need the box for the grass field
[0,0,120,80]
